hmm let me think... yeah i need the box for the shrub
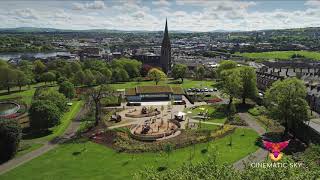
[248,106,266,116]
[59,81,75,99]
[36,89,68,112]
[0,119,22,162]
[29,100,62,131]
[226,114,248,126]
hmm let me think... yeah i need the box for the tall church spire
[160,18,171,74]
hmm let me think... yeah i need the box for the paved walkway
[0,104,88,175]
[232,113,268,170]
[306,120,320,134]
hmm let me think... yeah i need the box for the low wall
[125,111,160,118]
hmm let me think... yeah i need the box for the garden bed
[84,124,236,153]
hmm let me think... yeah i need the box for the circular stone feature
[130,118,180,141]
[0,102,20,117]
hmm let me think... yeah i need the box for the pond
[0,102,20,116]
[0,51,71,61]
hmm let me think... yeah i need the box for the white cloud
[72,1,106,11]
[0,0,320,31]
[11,8,39,20]
[152,0,171,6]
[305,0,320,7]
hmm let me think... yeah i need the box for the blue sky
[0,0,319,31]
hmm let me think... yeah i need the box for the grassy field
[1,128,259,180]
[0,83,55,105]
[235,50,320,61]
[186,105,227,124]
[110,79,215,90]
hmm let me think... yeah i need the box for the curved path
[232,113,268,170]
[0,103,87,175]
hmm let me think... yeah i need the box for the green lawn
[235,50,320,61]
[110,79,215,90]
[186,105,227,124]
[0,83,55,105]
[1,128,259,180]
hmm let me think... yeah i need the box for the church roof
[161,19,171,48]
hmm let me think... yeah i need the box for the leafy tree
[57,76,68,84]
[220,69,242,111]
[100,67,112,83]
[36,89,67,112]
[265,78,309,134]
[217,60,237,76]
[59,81,75,99]
[88,85,115,126]
[33,60,46,75]
[172,64,188,83]
[141,64,153,77]
[70,61,82,73]
[239,66,258,104]
[84,69,95,86]
[41,72,56,84]
[112,68,129,82]
[147,68,167,85]
[0,119,21,163]
[195,65,205,80]
[16,70,29,91]
[73,70,86,86]
[119,68,129,82]
[93,71,105,85]
[0,66,17,93]
[29,100,62,131]
[111,58,142,78]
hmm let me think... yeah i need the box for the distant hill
[0,26,320,34]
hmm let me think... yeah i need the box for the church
[131,19,172,74]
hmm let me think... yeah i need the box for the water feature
[0,102,20,116]
[0,51,71,61]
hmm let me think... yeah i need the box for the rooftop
[125,85,184,96]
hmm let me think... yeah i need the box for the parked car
[209,88,214,92]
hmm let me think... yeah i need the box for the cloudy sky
[0,0,320,31]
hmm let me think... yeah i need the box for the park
[0,58,319,180]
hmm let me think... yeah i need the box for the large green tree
[0,119,21,163]
[172,64,188,83]
[195,65,205,80]
[0,66,17,93]
[84,69,95,86]
[239,66,258,104]
[73,70,86,86]
[265,78,309,134]
[33,60,46,75]
[29,100,62,131]
[59,81,75,99]
[220,69,242,110]
[88,85,115,126]
[217,60,237,77]
[147,68,167,85]
[36,89,68,112]
[41,72,56,84]
[16,70,30,91]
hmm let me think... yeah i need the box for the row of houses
[256,61,320,113]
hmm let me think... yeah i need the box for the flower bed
[86,124,236,153]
